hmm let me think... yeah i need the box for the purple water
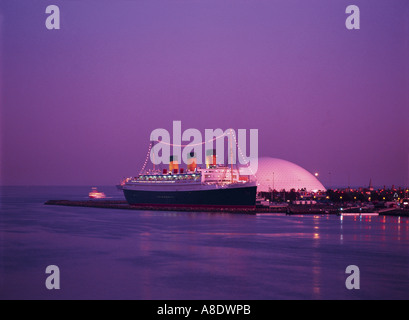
[1,186,408,300]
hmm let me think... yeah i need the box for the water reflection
[1,186,409,299]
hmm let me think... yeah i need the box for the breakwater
[44,200,258,214]
[44,200,409,216]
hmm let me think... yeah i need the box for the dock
[44,200,258,214]
[44,200,409,217]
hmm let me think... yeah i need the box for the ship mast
[230,129,234,183]
[152,141,155,171]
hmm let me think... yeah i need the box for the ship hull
[123,185,257,209]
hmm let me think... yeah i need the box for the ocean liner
[118,150,257,209]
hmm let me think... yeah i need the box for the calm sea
[0,186,408,300]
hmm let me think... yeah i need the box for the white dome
[254,157,326,192]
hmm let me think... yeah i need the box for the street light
[272,172,275,202]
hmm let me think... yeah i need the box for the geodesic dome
[254,157,326,192]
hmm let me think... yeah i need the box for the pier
[44,200,409,216]
[44,200,258,214]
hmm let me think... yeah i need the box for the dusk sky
[0,0,408,187]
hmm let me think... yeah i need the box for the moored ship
[118,150,257,209]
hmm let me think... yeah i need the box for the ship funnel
[206,149,217,169]
[187,151,197,172]
[169,155,179,174]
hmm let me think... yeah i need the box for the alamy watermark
[345,265,360,290]
[149,121,258,175]
[45,265,60,290]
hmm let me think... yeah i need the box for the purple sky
[1,0,408,187]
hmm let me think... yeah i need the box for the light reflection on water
[1,186,409,300]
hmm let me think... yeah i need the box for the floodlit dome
[254,157,326,192]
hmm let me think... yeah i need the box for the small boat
[89,187,106,199]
